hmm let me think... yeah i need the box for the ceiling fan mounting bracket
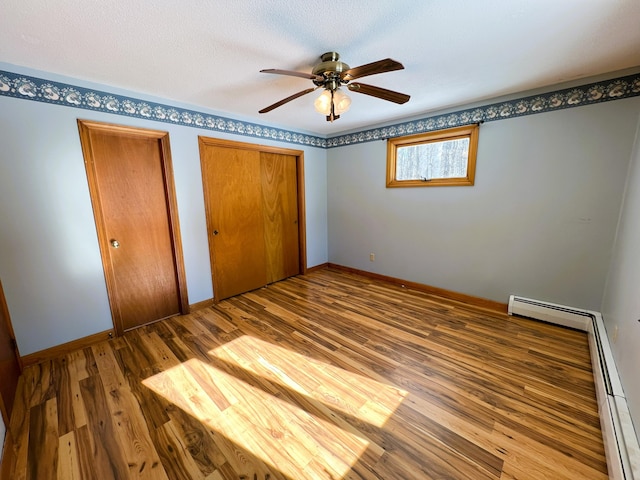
[311,52,350,89]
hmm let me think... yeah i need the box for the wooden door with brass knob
[78,120,189,334]
[199,137,306,302]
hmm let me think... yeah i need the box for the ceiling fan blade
[348,83,410,104]
[259,87,319,114]
[341,58,404,81]
[260,69,324,81]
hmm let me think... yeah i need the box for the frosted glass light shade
[314,89,351,115]
[333,89,351,114]
[314,90,332,114]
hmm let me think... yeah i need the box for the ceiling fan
[259,52,410,122]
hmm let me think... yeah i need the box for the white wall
[328,98,640,311]
[602,112,640,443]
[0,81,328,356]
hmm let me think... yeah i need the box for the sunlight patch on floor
[142,335,407,478]
[209,335,407,428]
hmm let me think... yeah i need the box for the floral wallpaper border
[1,69,639,149]
[0,70,326,147]
[327,72,640,148]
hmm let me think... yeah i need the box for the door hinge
[10,338,18,351]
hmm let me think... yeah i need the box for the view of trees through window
[396,137,470,180]
[386,124,478,187]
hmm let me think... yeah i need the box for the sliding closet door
[200,144,268,300]
[199,138,305,302]
[261,152,300,283]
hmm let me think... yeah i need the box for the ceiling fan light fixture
[333,88,351,115]
[314,88,351,115]
[313,89,333,115]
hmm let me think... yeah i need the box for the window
[386,124,479,187]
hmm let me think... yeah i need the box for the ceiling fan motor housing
[312,52,350,89]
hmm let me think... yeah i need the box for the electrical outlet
[369,253,375,262]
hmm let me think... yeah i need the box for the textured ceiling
[1,0,640,135]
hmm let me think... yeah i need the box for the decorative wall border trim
[0,70,327,148]
[1,69,639,149]
[326,72,640,148]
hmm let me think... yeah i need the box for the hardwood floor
[7,269,607,479]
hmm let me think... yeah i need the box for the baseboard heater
[508,295,639,479]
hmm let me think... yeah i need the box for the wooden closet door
[200,145,268,300]
[261,152,300,283]
[78,121,189,334]
[199,138,305,302]
[0,279,21,424]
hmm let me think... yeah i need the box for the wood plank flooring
[7,269,607,479]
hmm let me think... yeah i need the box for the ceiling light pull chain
[328,89,339,122]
